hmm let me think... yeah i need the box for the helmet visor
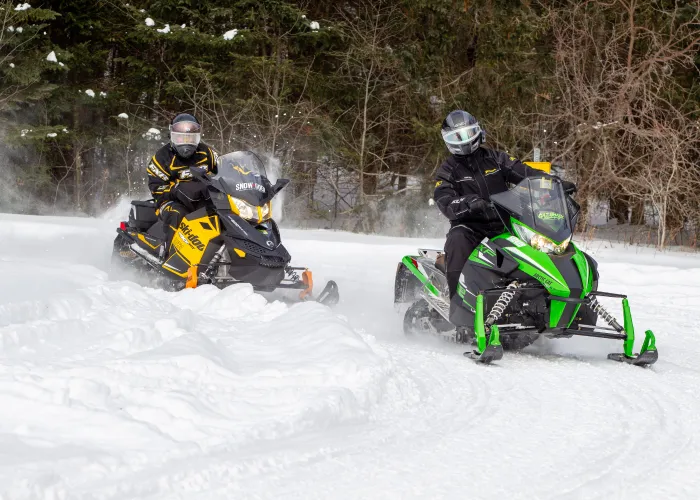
[171,120,201,133]
[171,131,201,146]
[442,124,481,145]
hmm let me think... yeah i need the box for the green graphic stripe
[402,256,440,297]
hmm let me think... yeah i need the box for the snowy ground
[1,211,699,500]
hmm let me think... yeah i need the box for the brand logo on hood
[236,182,266,193]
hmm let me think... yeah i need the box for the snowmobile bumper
[468,290,657,366]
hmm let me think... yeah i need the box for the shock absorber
[201,244,227,281]
[486,282,520,327]
[588,296,624,332]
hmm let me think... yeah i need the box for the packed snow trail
[0,212,699,499]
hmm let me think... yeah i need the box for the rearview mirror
[271,178,290,195]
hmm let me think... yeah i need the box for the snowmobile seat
[435,253,446,273]
[129,200,158,230]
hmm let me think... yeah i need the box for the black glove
[172,181,209,204]
[468,198,490,214]
[561,180,577,195]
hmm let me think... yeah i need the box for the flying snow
[145,18,155,27]
[223,29,238,40]
[46,51,58,63]
[14,3,31,11]
[157,24,170,34]
[117,113,129,120]
[84,89,95,98]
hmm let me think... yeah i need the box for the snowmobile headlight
[228,196,257,220]
[259,201,272,221]
[553,236,571,255]
[228,196,273,223]
[513,224,570,254]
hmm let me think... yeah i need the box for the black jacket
[147,143,219,207]
[434,147,544,234]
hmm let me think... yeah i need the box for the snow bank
[0,215,404,499]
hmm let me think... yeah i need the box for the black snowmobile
[394,176,657,366]
[112,150,339,305]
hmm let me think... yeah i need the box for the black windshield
[211,151,271,206]
[491,176,574,243]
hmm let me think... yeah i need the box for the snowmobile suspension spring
[486,282,519,326]
[588,297,623,332]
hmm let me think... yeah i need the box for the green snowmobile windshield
[491,176,577,243]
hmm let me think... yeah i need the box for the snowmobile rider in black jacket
[434,110,576,299]
[147,113,219,256]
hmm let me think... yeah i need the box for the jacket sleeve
[494,151,547,185]
[433,163,480,222]
[147,153,175,207]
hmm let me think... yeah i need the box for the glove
[468,198,490,215]
[561,180,577,195]
[172,181,209,204]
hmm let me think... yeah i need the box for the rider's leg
[159,201,188,253]
[444,225,481,298]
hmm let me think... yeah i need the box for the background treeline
[1,0,698,247]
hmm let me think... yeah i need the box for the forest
[1,0,698,247]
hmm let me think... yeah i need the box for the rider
[434,110,575,299]
[146,113,218,256]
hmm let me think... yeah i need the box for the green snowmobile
[394,176,658,366]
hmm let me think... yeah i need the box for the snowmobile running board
[466,291,658,367]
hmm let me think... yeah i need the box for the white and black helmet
[170,113,201,159]
[441,110,484,156]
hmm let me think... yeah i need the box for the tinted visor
[442,124,481,145]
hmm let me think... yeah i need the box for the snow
[145,17,155,27]
[46,51,57,63]
[84,89,95,98]
[117,113,129,120]
[46,133,57,138]
[7,26,14,32]
[310,21,320,30]
[223,29,238,40]
[16,26,22,33]
[157,24,170,34]
[0,213,699,499]
[100,91,107,98]
[9,63,14,68]
[58,62,64,67]
[14,3,30,11]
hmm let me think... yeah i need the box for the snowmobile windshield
[211,151,271,206]
[491,176,573,244]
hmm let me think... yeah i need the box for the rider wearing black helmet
[146,113,219,256]
[434,110,575,299]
